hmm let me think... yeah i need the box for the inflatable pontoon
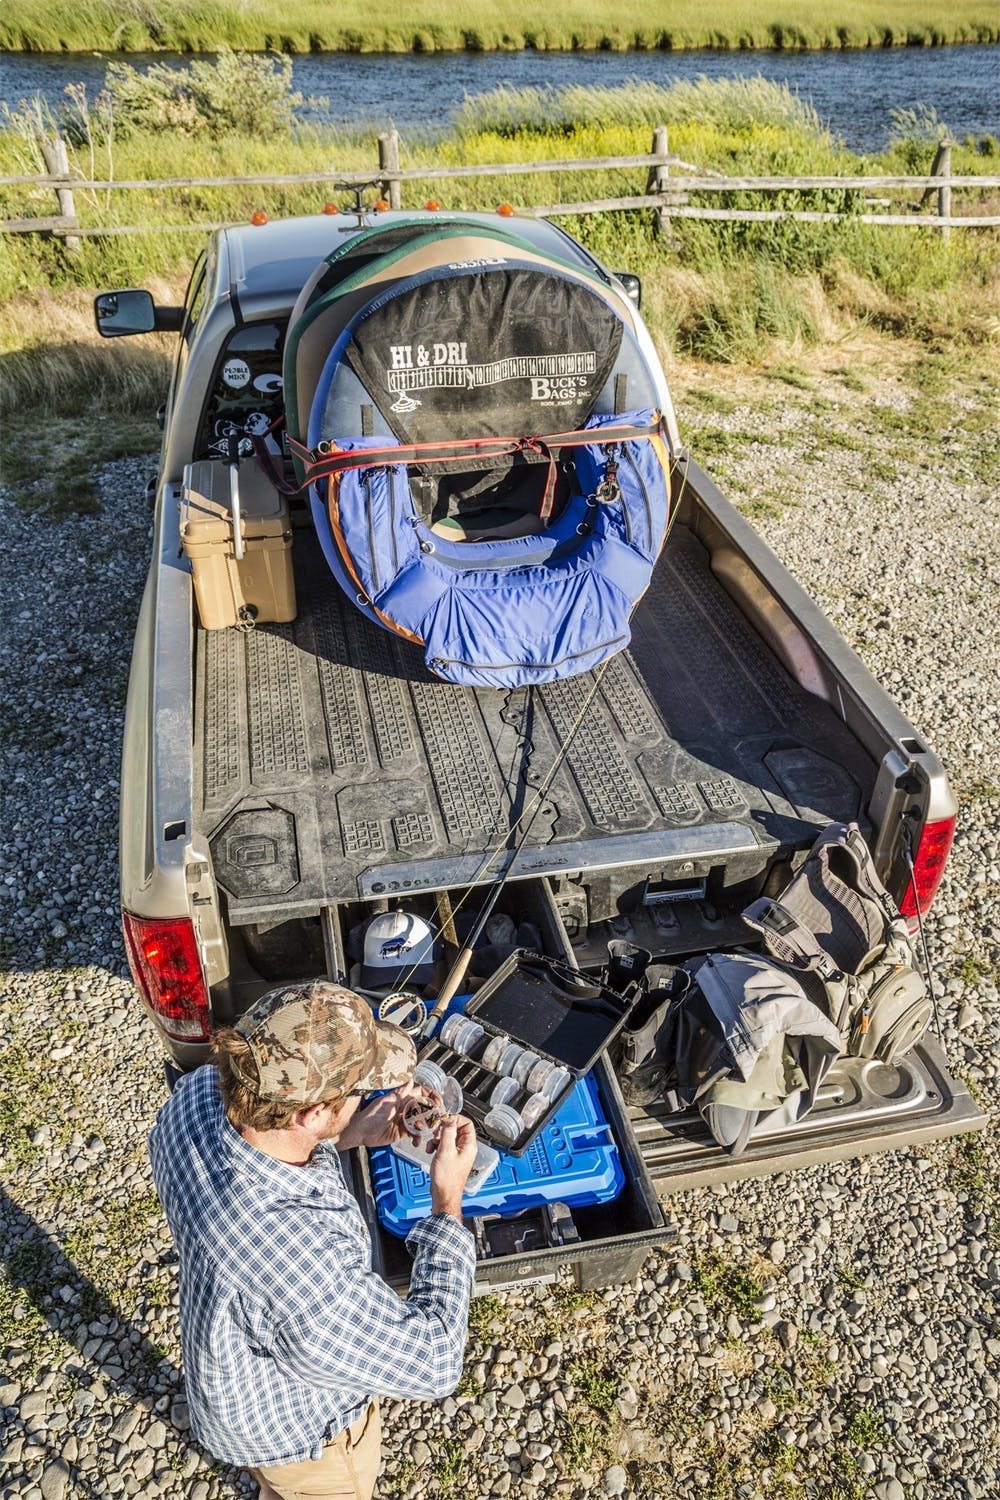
[283,218,680,687]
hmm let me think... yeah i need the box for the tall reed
[2,0,998,53]
[1,71,996,381]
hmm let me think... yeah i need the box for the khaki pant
[252,1401,381,1500]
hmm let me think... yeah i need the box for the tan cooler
[179,459,296,630]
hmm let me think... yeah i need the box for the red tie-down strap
[288,417,666,522]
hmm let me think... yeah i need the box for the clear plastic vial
[539,1065,572,1103]
[497,1043,528,1079]
[438,1014,465,1049]
[439,1016,484,1055]
[483,1103,524,1145]
[412,1059,449,1096]
[512,1048,541,1087]
[526,1057,557,1095]
[489,1076,519,1108]
[521,1094,549,1130]
[481,1033,511,1072]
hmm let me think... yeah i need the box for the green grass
[691,1251,767,1319]
[1,413,160,517]
[432,1440,467,1497]
[768,362,813,390]
[685,425,781,459]
[684,389,738,415]
[1,67,997,508]
[568,1355,619,1413]
[466,1293,504,1335]
[956,954,995,987]
[3,1,998,53]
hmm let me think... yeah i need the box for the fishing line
[373,439,683,1003]
[384,660,611,1004]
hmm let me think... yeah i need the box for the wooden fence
[3,128,999,247]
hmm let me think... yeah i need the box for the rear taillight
[899,815,956,927]
[122,912,210,1041]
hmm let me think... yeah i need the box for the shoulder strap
[742,896,844,980]
[745,822,898,981]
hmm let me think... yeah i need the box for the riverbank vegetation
[3,0,999,53]
[1,66,997,506]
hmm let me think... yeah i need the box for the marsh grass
[0,289,171,513]
[0,71,997,461]
[3,1,998,52]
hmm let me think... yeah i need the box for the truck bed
[194,520,876,925]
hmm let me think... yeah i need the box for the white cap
[361,910,438,990]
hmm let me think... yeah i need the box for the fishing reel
[377,991,428,1035]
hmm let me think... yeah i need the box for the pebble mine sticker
[221,358,252,390]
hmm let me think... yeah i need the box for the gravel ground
[1,353,998,1500]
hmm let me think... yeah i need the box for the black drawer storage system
[329,879,673,1295]
[331,874,982,1294]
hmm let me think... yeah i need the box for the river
[0,43,997,152]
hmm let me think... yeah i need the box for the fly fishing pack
[617,821,935,1156]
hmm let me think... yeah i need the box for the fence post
[40,136,79,251]
[648,125,672,239]
[932,137,953,242]
[378,130,401,210]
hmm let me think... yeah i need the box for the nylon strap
[742,896,844,980]
[290,418,666,490]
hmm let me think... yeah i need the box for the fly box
[179,459,296,631]
[419,951,636,1156]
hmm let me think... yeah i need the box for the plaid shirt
[148,1066,476,1468]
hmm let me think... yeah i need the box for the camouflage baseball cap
[231,980,416,1105]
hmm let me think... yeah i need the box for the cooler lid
[180,460,289,543]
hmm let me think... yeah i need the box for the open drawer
[334,876,673,1292]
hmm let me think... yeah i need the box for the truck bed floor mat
[194,525,875,923]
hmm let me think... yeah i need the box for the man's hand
[338,1082,430,1150]
[429,1115,478,1220]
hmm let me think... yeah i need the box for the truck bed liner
[194,524,876,923]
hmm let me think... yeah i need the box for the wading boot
[618,963,692,1106]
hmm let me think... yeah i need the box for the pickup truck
[100,209,981,1295]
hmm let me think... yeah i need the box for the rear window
[195,319,287,462]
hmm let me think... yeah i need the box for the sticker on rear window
[222,358,251,390]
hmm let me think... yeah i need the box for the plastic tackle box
[370,1072,624,1237]
[418,950,635,1156]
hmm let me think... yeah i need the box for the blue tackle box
[369,1071,624,1238]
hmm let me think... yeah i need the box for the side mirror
[94,289,156,337]
[94,291,184,336]
[614,273,642,310]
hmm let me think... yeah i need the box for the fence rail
[3,128,999,242]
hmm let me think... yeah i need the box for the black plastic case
[419,950,635,1155]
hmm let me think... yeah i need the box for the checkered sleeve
[273,1213,476,1398]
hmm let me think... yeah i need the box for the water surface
[1,44,997,152]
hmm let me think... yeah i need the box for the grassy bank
[2,0,999,53]
[1,70,997,511]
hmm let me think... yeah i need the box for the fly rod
[422,662,609,1034]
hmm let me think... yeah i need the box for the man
[149,980,479,1500]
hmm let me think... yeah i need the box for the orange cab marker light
[250,210,269,226]
[424,198,442,211]
[373,198,390,212]
[496,202,515,216]
[322,202,339,215]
